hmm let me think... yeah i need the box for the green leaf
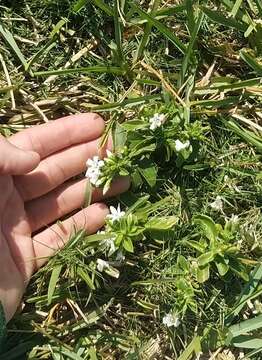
[121,120,146,131]
[230,0,243,17]
[194,214,218,244]
[84,179,92,208]
[34,65,126,77]
[215,258,229,276]
[240,50,262,76]
[130,2,186,54]
[134,0,161,62]
[113,0,124,65]
[113,122,127,152]
[201,7,247,32]
[177,254,190,272]
[179,10,204,86]
[125,195,150,215]
[220,117,262,153]
[77,267,95,290]
[90,0,113,16]
[196,265,210,283]
[0,23,28,69]
[227,315,262,342]
[73,0,88,12]
[123,237,134,252]
[184,239,206,253]
[231,335,262,349]
[225,262,262,325]
[146,216,178,230]
[47,264,63,305]
[198,251,215,267]
[138,159,157,187]
[177,335,201,360]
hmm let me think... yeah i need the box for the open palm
[0,113,128,322]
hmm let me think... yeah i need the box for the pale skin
[0,113,129,322]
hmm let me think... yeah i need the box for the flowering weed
[1,1,262,359]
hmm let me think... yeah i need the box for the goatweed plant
[86,104,208,193]
[1,0,262,359]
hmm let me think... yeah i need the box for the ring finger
[26,176,130,232]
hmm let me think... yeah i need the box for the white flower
[97,259,110,272]
[85,156,104,187]
[174,139,190,152]
[149,113,165,130]
[107,204,125,223]
[103,237,116,256]
[97,230,116,256]
[116,250,125,262]
[162,313,180,328]
[210,196,223,211]
[230,214,239,224]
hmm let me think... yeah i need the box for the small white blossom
[85,156,105,187]
[97,259,110,272]
[116,250,125,262]
[162,313,180,328]
[149,113,165,130]
[103,237,116,256]
[175,139,190,152]
[97,230,116,256]
[210,196,223,211]
[230,214,239,224]
[107,204,125,223]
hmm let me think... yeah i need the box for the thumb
[0,135,40,175]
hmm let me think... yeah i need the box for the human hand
[0,113,129,322]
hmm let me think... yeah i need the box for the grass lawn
[0,0,262,359]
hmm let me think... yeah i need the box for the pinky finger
[33,202,109,269]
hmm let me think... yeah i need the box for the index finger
[9,113,105,159]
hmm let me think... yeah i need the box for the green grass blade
[231,335,262,349]
[134,0,161,62]
[220,117,262,153]
[185,0,195,34]
[179,10,204,86]
[77,267,95,290]
[0,23,28,69]
[113,0,124,65]
[130,2,186,54]
[253,0,262,15]
[240,50,262,75]
[177,335,201,360]
[86,94,161,111]
[231,0,244,17]
[225,262,262,325]
[73,0,89,12]
[201,6,247,32]
[227,314,262,340]
[48,264,63,305]
[34,65,126,77]
[90,0,113,16]
[26,18,67,71]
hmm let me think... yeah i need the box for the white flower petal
[210,196,223,211]
[97,259,110,272]
[175,139,190,152]
[162,313,180,328]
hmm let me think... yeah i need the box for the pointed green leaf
[146,216,178,230]
[77,267,95,290]
[198,251,215,267]
[0,24,28,69]
[123,237,134,252]
[48,264,63,305]
[194,214,218,244]
[196,265,210,283]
